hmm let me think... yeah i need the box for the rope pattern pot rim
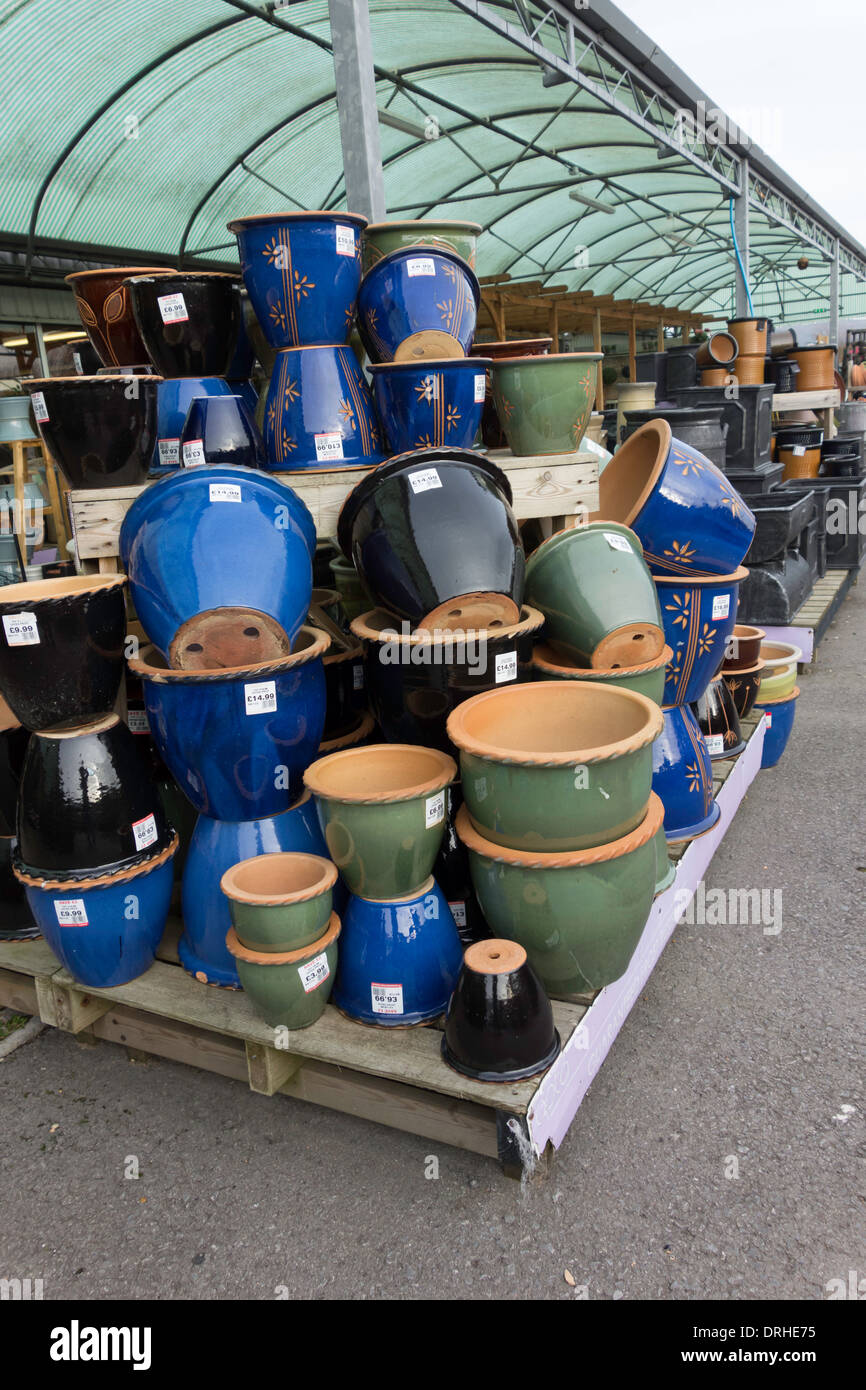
[0,573,127,609]
[350,604,544,646]
[25,374,163,386]
[225,910,341,966]
[65,266,170,283]
[722,659,766,677]
[323,643,363,667]
[220,851,338,907]
[304,742,456,805]
[531,642,673,680]
[455,795,663,869]
[13,831,179,891]
[317,710,375,755]
[128,626,330,683]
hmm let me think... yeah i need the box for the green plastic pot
[226,912,340,1029]
[456,795,662,996]
[304,743,456,898]
[525,521,664,668]
[446,680,663,852]
[220,852,338,953]
[531,642,672,705]
[490,352,602,456]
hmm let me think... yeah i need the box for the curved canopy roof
[3,0,864,324]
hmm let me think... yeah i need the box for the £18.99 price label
[712,594,731,620]
[335,225,356,257]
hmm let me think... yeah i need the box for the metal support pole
[733,157,751,317]
[829,238,840,348]
[327,0,386,221]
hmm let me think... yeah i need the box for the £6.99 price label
[244,680,278,715]
[3,612,40,647]
[132,814,158,852]
[406,257,435,277]
[409,468,442,494]
[31,391,49,423]
[182,439,206,467]
[712,594,731,621]
[157,291,189,324]
[494,651,518,684]
[314,431,345,464]
[55,898,88,927]
[425,790,445,828]
[371,982,404,1015]
[298,952,330,993]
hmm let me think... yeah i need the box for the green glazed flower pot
[446,680,663,852]
[329,555,373,625]
[531,642,672,705]
[525,521,664,668]
[220,851,338,953]
[456,795,662,995]
[304,743,456,898]
[490,352,602,456]
[361,220,481,275]
[226,912,340,1029]
[653,823,676,896]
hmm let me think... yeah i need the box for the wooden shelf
[772,389,840,412]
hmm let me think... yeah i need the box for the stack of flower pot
[595,419,756,843]
[752,639,802,769]
[0,576,179,985]
[0,694,36,941]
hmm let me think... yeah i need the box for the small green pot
[653,823,676,897]
[226,913,340,1029]
[531,642,672,706]
[490,352,602,456]
[220,852,338,953]
[361,220,481,275]
[525,522,664,668]
[304,743,456,898]
[456,796,662,996]
[446,681,663,852]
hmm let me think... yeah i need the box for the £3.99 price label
[712,594,731,621]
[298,952,330,993]
[371,982,404,1015]
[244,680,278,715]
[406,257,436,277]
[3,612,40,646]
[314,431,345,464]
[182,439,206,467]
[335,225,356,257]
[31,391,49,423]
[55,898,88,927]
[474,374,487,403]
[157,291,189,324]
[132,814,158,852]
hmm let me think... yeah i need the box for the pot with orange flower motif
[262,345,386,470]
[490,352,602,456]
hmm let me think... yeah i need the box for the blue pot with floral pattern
[228,212,368,351]
[263,345,386,470]
[369,357,490,452]
[656,567,748,705]
[755,687,799,770]
[357,247,480,364]
[651,704,719,843]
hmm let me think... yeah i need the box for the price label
[182,438,206,468]
[425,790,445,828]
[352,663,365,691]
[31,391,49,423]
[127,706,150,735]
[406,257,436,277]
[705,733,725,756]
[244,680,278,715]
[495,651,518,684]
[314,431,345,463]
[158,292,189,324]
[791,445,806,457]
[371,982,404,1015]
[712,594,731,621]
[409,468,442,494]
[448,901,467,928]
[335,225,356,257]
[764,711,773,729]
[132,814,158,852]
[298,952,330,993]
[55,898,88,927]
[158,437,180,468]
[604,531,632,553]
[474,374,487,403]
[73,351,83,375]
[3,612,40,647]
[209,483,242,503]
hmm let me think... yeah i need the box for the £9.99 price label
[182,439,206,468]
[314,431,345,464]
[335,225,356,257]
[3,612,40,647]
[409,468,442,494]
[244,680,278,715]
[494,651,518,684]
[712,594,731,621]
[371,982,404,1015]
[132,814,158,852]
[406,257,435,277]
[31,391,49,423]
[157,291,189,324]
[55,898,88,927]
[158,437,180,468]
[298,952,330,993]
[209,482,242,503]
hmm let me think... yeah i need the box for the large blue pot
[151,376,233,475]
[179,792,331,987]
[597,419,756,577]
[357,247,480,364]
[755,687,799,769]
[18,836,178,987]
[228,212,367,351]
[369,357,490,453]
[656,567,748,705]
[333,876,462,1026]
[263,345,386,470]
[120,466,314,668]
[651,704,719,843]
[179,393,265,470]
[129,628,329,820]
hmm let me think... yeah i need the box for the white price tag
[604,531,632,553]
[764,711,773,729]
[298,951,330,993]
[158,437,180,468]
[55,898,88,927]
[335,225,356,257]
[425,790,445,828]
[791,445,806,457]
[409,468,442,494]
[448,901,467,928]
[494,651,518,684]
[705,733,725,756]
[406,257,436,277]
[314,431,345,463]
[352,663,365,691]
[244,680,278,715]
[31,391,49,423]
[209,483,242,503]
[3,612,40,647]
[371,982,404,1015]
[474,374,487,403]
[182,438,206,468]
[73,351,83,375]
[132,814,158,852]
[712,594,731,621]
[127,707,150,735]
[158,291,189,324]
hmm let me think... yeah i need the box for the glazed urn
[263,344,385,470]
[755,687,800,769]
[361,220,481,274]
[179,393,265,471]
[151,376,234,474]
[490,352,602,456]
[24,375,160,489]
[441,939,560,1082]
[226,913,340,1029]
[66,266,167,367]
[357,247,479,363]
[656,568,748,706]
[370,357,489,454]
[127,271,241,378]
[650,703,719,842]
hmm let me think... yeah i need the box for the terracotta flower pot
[656,568,749,706]
[455,795,662,996]
[362,220,481,275]
[727,317,768,357]
[446,680,663,852]
[758,641,801,701]
[491,352,602,456]
[23,374,160,489]
[692,677,745,759]
[651,703,719,842]
[303,743,456,899]
[723,623,766,671]
[695,332,738,368]
[700,367,733,387]
[66,266,169,367]
[525,521,664,668]
[226,912,340,1029]
[789,346,836,391]
[755,686,800,769]
[126,271,241,379]
[722,660,765,718]
[780,445,822,481]
[441,939,560,1082]
[531,643,672,706]
[221,852,337,954]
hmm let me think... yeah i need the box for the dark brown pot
[66,266,169,367]
[723,624,765,671]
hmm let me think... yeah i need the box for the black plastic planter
[672,384,774,472]
[623,406,727,469]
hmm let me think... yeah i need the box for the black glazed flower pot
[323,644,367,741]
[722,660,764,718]
[127,272,241,379]
[692,677,745,759]
[0,836,40,940]
[433,784,490,949]
[441,938,560,1082]
[17,713,174,881]
[0,575,127,732]
[337,448,525,631]
[0,701,29,837]
[23,375,160,489]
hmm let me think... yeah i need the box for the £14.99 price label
[3,612,40,646]
[244,680,278,715]
[406,257,435,277]
[209,483,242,503]
[409,468,442,494]
[371,982,404,1015]
[298,952,330,993]
[55,898,88,927]
[494,651,518,684]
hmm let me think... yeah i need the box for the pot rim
[23,374,163,387]
[227,210,369,232]
[731,623,766,641]
[758,642,802,667]
[359,246,481,305]
[722,659,766,677]
[790,344,837,354]
[652,565,750,587]
[33,711,120,741]
[525,519,645,584]
[368,357,492,374]
[598,418,672,528]
[470,338,552,353]
[0,572,127,608]
[125,271,240,283]
[531,642,673,679]
[348,874,435,906]
[14,831,179,891]
[220,851,338,906]
[490,351,603,368]
[127,626,329,682]
[226,909,341,964]
[727,317,769,327]
[323,642,362,667]
[755,685,800,707]
[455,793,664,869]
[304,742,456,804]
[364,219,482,234]
[446,679,664,767]
[317,710,376,754]
[65,266,171,284]
[350,603,544,646]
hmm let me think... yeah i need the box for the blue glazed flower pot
[17,836,178,988]
[651,704,720,843]
[179,791,332,987]
[357,247,480,364]
[755,687,799,769]
[597,419,756,577]
[263,345,386,470]
[656,567,748,705]
[179,394,265,470]
[129,628,329,820]
[333,876,462,1026]
[151,376,234,475]
[119,465,314,668]
[369,357,490,453]
[227,211,368,350]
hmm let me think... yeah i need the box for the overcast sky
[614,0,864,246]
